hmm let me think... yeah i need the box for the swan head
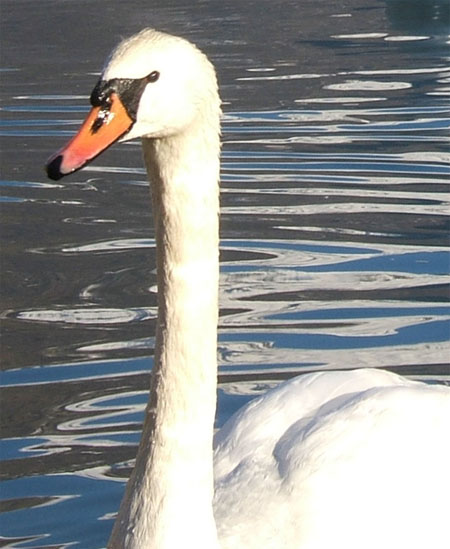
[46,29,220,180]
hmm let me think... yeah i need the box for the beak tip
[46,155,65,181]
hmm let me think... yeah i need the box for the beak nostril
[92,119,102,133]
[92,114,105,134]
[91,107,114,134]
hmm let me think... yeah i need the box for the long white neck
[108,111,221,548]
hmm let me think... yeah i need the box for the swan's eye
[146,71,160,83]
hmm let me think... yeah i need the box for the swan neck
[109,121,220,548]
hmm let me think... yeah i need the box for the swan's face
[46,29,218,180]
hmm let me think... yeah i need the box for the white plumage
[47,29,450,549]
[214,368,450,548]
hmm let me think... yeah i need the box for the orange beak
[46,93,134,180]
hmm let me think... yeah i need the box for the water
[1,0,449,546]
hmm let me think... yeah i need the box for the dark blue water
[1,0,449,546]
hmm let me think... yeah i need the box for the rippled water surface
[1,0,450,546]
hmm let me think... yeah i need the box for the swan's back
[213,368,450,549]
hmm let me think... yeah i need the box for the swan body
[46,29,450,549]
[214,369,450,549]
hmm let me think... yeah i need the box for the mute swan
[46,29,450,549]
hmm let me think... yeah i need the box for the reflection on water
[1,0,449,547]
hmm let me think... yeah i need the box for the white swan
[46,29,450,549]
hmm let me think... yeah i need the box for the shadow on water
[385,0,450,35]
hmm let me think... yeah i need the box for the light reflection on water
[1,0,450,547]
